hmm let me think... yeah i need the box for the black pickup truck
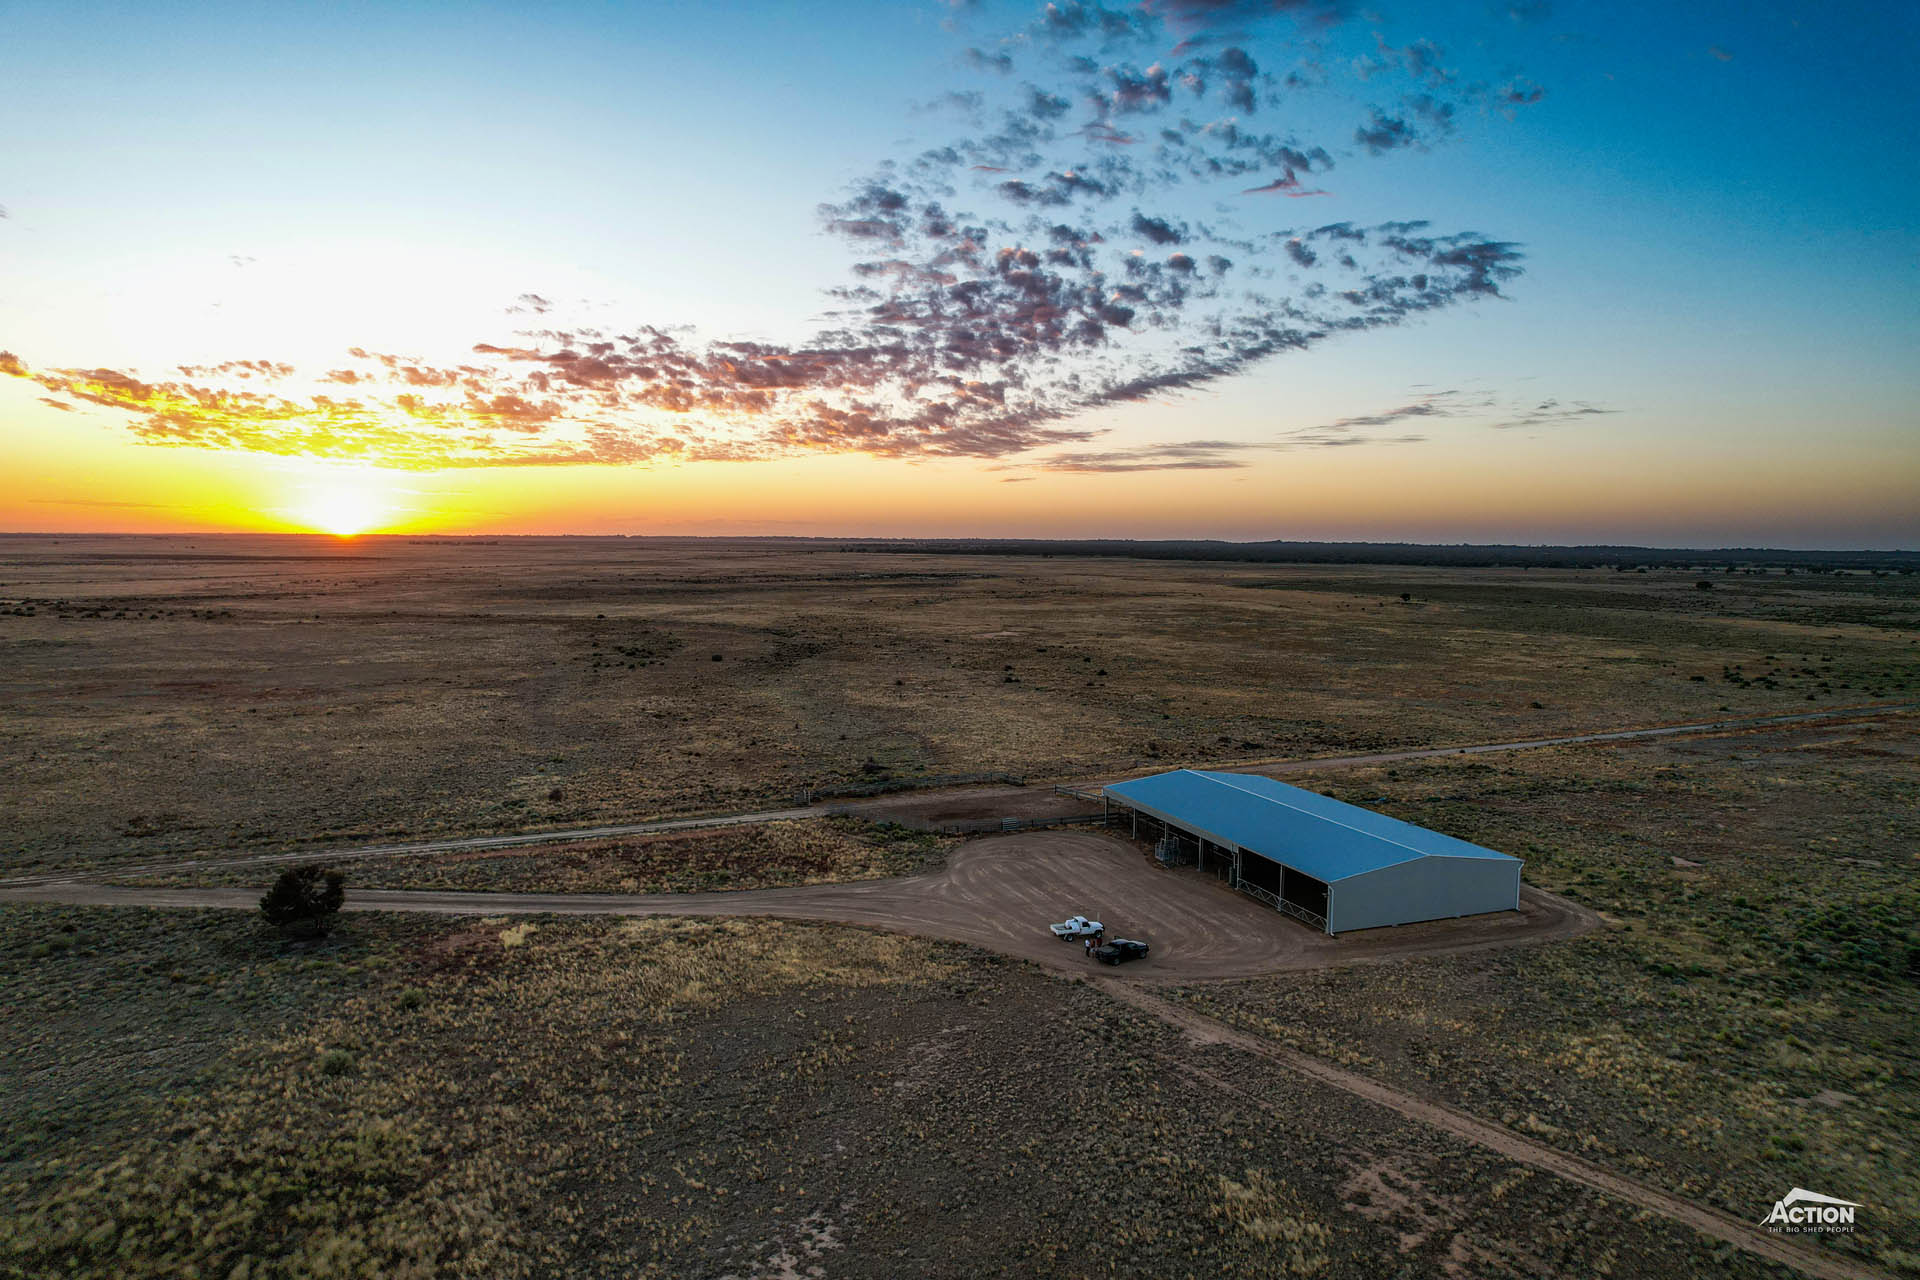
[1093,939,1149,965]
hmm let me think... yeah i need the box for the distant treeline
[842,539,1919,572]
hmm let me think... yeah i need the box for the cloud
[1014,420,1436,472]
[1355,110,1418,152]
[1244,174,1330,196]
[1000,383,1610,474]
[964,46,1014,74]
[7,1,1548,471]
[1494,76,1545,107]
[1146,0,1353,34]
[1488,398,1617,429]
[917,89,986,115]
[1314,390,1473,430]
[1294,387,1614,437]
[175,359,294,380]
[1027,445,1255,472]
[1129,211,1186,244]
[1708,45,1733,62]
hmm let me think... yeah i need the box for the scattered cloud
[5,1,1550,471]
[1355,110,1418,153]
[1243,173,1330,196]
[1314,389,1478,429]
[994,384,1612,473]
[1489,397,1617,429]
[1494,76,1545,107]
[964,46,1014,74]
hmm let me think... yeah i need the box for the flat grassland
[3,534,1914,874]
[3,535,1917,1277]
[0,908,1800,1280]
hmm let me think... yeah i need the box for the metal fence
[1236,881,1327,930]
[998,813,1103,833]
[1277,899,1328,931]
[1237,882,1281,909]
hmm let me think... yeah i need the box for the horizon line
[2,530,1914,557]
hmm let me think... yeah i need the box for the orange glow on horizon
[288,473,391,536]
[3,381,1916,547]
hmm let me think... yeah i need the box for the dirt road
[3,702,1907,890]
[0,833,1878,1278]
[6,831,1876,1277]
[0,831,1594,981]
[1105,983,1894,1280]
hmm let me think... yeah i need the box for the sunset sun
[291,475,390,537]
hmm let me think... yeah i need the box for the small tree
[261,865,345,937]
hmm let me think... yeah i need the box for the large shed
[1101,769,1521,934]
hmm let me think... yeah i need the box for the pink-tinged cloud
[1243,177,1330,196]
[5,1,1548,471]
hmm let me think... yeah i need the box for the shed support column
[1131,807,1137,838]
[1231,848,1241,890]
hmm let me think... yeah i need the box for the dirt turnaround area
[4,831,1595,981]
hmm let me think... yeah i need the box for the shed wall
[1327,855,1522,933]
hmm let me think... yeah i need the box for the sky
[2,0,1915,547]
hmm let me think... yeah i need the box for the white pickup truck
[1049,915,1104,939]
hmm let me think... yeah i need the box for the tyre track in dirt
[1098,981,1895,1280]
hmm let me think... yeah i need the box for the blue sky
[2,0,1915,545]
